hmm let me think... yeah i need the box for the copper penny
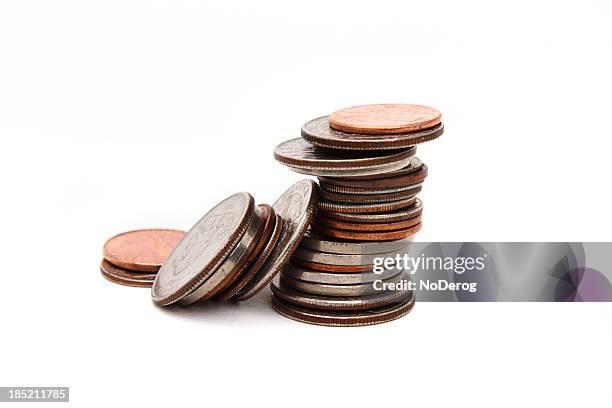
[317,214,422,232]
[290,258,375,273]
[318,196,417,214]
[312,222,422,241]
[217,205,280,300]
[318,164,428,190]
[319,185,420,204]
[271,293,415,326]
[103,228,185,272]
[329,104,442,135]
[100,260,155,288]
[322,199,423,223]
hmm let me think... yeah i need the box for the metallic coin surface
[319,181,423,195]
[271,281,411,310]
[100,260,155,288]
[280,272,406,297]
[302,116,444,150]
[313,222,422,241]
[274,138,416,177]
[281,264,402,285]
[292,247,404,266]
[322,200,423,223]
[219,207,282,300]
[319,186,420,204]
[317,214,422,232]
[272,292,415,326]
[233,179,318,301]
[319,164,427,189]
[291,258,375,273]
[300,230,411,255]
[152,192,255,306]
[179,205,265,304]
[318,196,417,214]
[338,157,422,180]
[329,104,442,134]
[103,229,185,272]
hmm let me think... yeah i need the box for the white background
[1,0,611,406]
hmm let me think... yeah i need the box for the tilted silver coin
[152,192,255,306]
[291,247,405,266]
[178,205,264,305]
[279,272,407,297]
[233,179,318,301]
[318,196,417,214]
[322,199,423,223]
[337,157,423,180]
[273,138,416,177]
[281,264,403,285]
[299,230,411,255]
[270,281,411,310]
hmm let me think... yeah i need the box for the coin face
[300,230,411,254]
[103,229,185,272]
[152,192,255,306]
[329,104,442,135]
[312,222,422,241]
[233,179,318,301]
[100,260,156,288]
[274,138,416,177]
[302,116,444,151]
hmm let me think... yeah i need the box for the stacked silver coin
[272,104,444,326]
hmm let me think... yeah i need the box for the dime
[318,164,428,189]
[281,264,402,285]
[316,214,422,232]
[218,207,283,300]
[179,204,265,304]
[291,247,404,266]
[279,272,406,297]
[103,229,185,272]
[273,138,416,177]
[100,259,156,287]
[152,192,255,306]
[272,292,415,326]
[319,182,423,195]
[270,281,411,310]
[290,258,375,273]
[301,116,444,151]
[319,185,420,204]
[329,104,442,134]
[300,230,411,255]
[322,200,423,223]
[337,157,423,180]
[233,179,318,301]
[312,222,422,241]
[318,196,417,214]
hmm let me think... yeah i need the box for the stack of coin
[273,104,444,326]
[101,229,186,287]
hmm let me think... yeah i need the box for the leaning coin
[318,196,417,214]
[322,199,423,223]
[319,186,420,204]
[152,192,255,306]
[272,292,415,326]
[329,104,442,134]
[312,222,422,241]
[302,116,443,151]
[233,179,318,301]
[300,230,411,255]
[271,281,411,311]
[103,228,185,272]
[274,138,416,177]
[100,260,156,288]
[281,264,402,285]
[318,164,427,189]
[280,272,406,297]
[337,157,422,180]
[316,214,422,232]
[291,247,404,266]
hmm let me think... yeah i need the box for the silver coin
[300,230,411,255]
[281,264,403,285]
[319,181,423,195]
[270,281,411,310]
[152,192,255,306]
[280,272,407,297]
[322,199,423,223]
[273,138,416,177]
[178,205,264,305]
[337,157,423,180]
[292,247,405,265]
[233,179,318,301]
[319,185,421,204]
[318,196,417,214]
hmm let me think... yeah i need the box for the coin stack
[273,104,444,326]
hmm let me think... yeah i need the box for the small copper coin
[329,104,442,135]
[302,116,444,151]
[317,214,422,232]
[312,222,422,241]
[318,164,428,190]
[291,258,375,273]
[272,293,415,326]
[271,281,411,311]
[318,196,417,214]
[100,260,155,288]
[103,229,185,272]
[319,186,420,204]
[322,199,423,224]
